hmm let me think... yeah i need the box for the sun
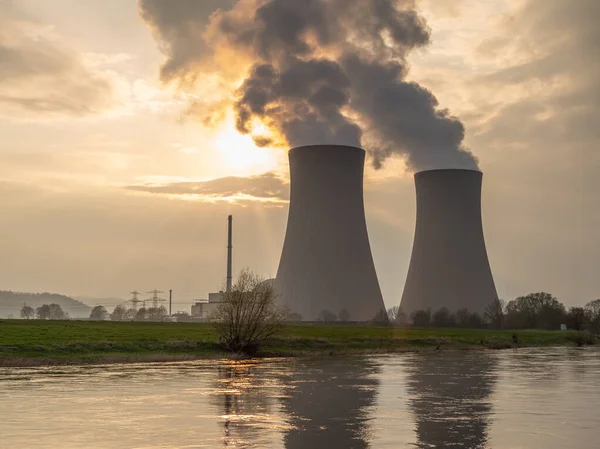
[213,119,279,174]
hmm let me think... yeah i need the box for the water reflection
[212,360,284,447]
[1,349,599,449]
[280,357,381,449]
[406,352,498,449]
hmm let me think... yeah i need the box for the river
[1,347,599,448]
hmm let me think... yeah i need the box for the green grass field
[0,319,593,366]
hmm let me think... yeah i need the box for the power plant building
[400,169,498,317]
[276,145,385,322]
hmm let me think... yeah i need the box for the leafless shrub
[212,269,288,355]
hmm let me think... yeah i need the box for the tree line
[19,304,170,322]
[386,293,600,333]
[20,304,69,320]
[100,304,170,322]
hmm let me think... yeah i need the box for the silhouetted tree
[387,306,407,326]
[90,305,108,321]
[411,309,431,327]
[173,311,191,322]
[147,306,169,321]
[48,304,68,320]
[468,313,484,329]
[20,305,35,320]
[212,269,288,354]
[505,293,565,330]
[454,309,485,329]
[372,309,390,326]
[484,299,505,329]
[387,306,400,322]
[432,307,456,328]
[456,309,471,328]
[36,303,68,320]
[135,308,148,321]
[286,312,303,322]
[585,299,600,334]
[567,307,587,331]
[398,308,408,326]
[36,304,51,320]
[318,310,337,323]
[339,308,350,323]
[110,305,127,321]
[124,308,136,321]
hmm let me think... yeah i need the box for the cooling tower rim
[290,144,364,155]
[415,168,482,177]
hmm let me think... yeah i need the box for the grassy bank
[0,319,594,367]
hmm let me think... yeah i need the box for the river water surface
[1,347,599,448]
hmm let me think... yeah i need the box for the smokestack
[276,145,385,322]
[227,215,233,294]
[400,169,498,317]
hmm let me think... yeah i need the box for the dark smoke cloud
[139,0,479,171]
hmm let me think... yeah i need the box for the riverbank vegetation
[393,295,600,334]
[0,319,596,367]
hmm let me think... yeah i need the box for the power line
[146,290,166,309]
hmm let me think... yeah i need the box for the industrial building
[400,169,498,317]
[191,292,224,320]
[276,145,385,322]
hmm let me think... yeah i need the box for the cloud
[139,0,479,172]
[460,0,600,303]
[127,172,289,203]
[0,4,116,117]
[471,0,599,147]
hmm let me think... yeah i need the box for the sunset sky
[1,0,598,311]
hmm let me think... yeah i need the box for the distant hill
[0,291,92,319]
[74,297,127,310]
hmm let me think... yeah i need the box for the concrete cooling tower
[276,145,385,322]
[400,169,498,317]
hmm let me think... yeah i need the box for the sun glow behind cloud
[213,116,281,175]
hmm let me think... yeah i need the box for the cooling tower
[276,145,385,322]
[400,169,498,317]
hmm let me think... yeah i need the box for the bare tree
[36,304,51,320]
[317,309,337,323]
[387,306,400,322]
[48,304,68,320]
[37,304,68,320]
[286,312,303,322]
[432,307,456,327]
[411,309,431,327]
[20,305,35,320]
[567,307,587,331]
[111,305,127,321]
[90,306,109,321]
[124,308,136,321]
[585,299,600,334]
[212,269,288,354]
[372,309,390,326]
[147,306,169,322]
[135,308,148,321]
[339,308,350,322]
[484,298,506,329]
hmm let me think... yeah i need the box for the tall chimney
[276,145,385,321]
[400,169,498,317]
[227,215,233,294]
